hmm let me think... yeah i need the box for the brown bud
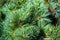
[22,35,26,38]
[58,0,60,4]
[49,7,54,13]
[44,0,49,4]
[43,38,50,40]
[35,17,40,21]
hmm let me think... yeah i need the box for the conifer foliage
[0,0,60,40]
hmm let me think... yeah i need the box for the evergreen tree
[0,0,60,40]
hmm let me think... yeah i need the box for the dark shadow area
[0,0,6,6]
[47,13,58,26]
[0,12,6,22]
[30,28,46,40]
